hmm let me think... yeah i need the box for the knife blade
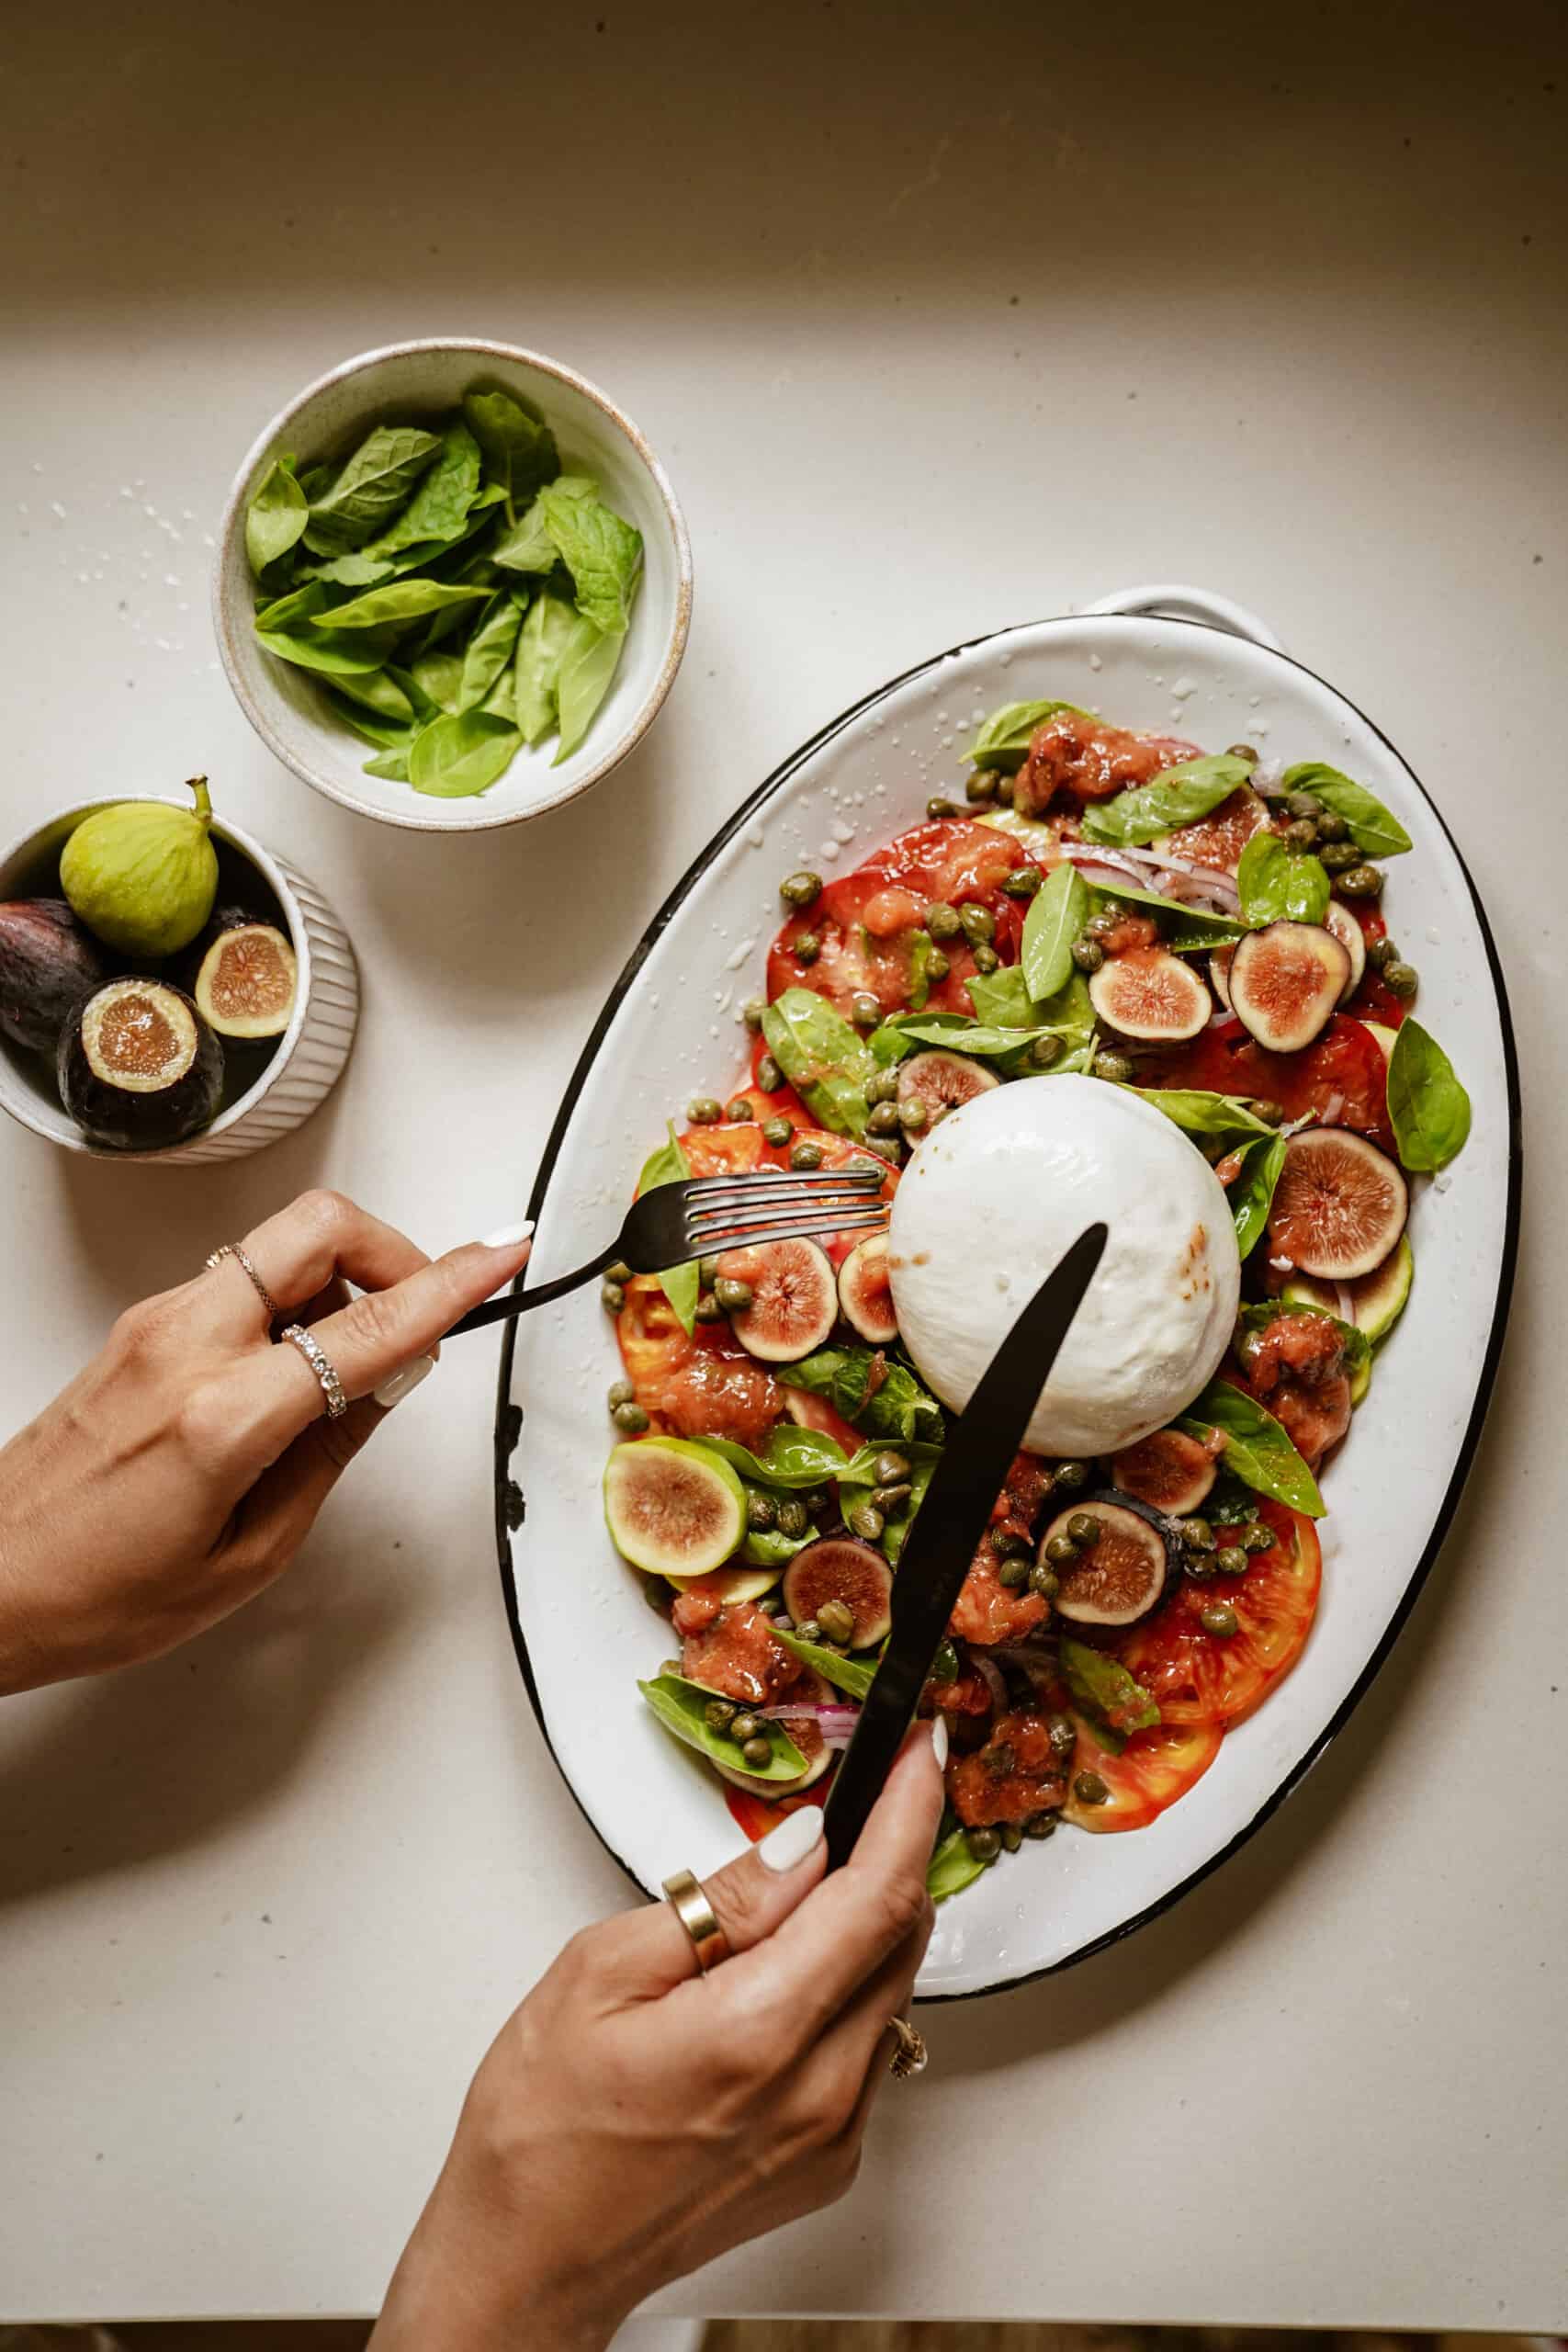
[821,1220,1108,1871]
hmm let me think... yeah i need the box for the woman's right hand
[372,1726,946,2352]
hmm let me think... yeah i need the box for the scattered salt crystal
[141,503,157,518]
[154,637,170,650]
[1089,652,1102,672]
[119,486,134,499]
[181,508,195,522]
[163,573,180,588]
[50,500,66,519]
[716,988,732,1013]
[832,820,854,842]
[819,841,841,861]
[132,479,145,490]
[725,936,756,970]
[75,571,88,583]
[1171,674,1195,699]
[201,533,215,549]
[16,502,27,515]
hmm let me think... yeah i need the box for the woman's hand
[373,1727,945,2352]
[0,1189,532,1694]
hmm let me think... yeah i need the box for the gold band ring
[886,2015,928,2079]
[660,1869,731,1973]
[205,1242,280,1320]
[280,1324,350,1420]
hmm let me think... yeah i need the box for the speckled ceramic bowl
[213,338,693,833]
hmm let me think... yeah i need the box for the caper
[1241,1521,1275,1553]
[1179,1516,1215,1553]
[727,1097,755,1124]
[1183,1552,1214,1580]
[1200,1602,1239,1637]
[1247,1095,1287,1124]
[927,796,960,820]
[1367,934,1398,971]
[605,1260,632,1283]
[780,869,822,908]
[998,1556,1030,1590]
[738,1735,771,1769]
[847,1501,885,1542]
[1047,1713,1077,1760]
[1066,1511,1101,1546]
[1215,1544,1248,1577]
[761,1115,793,1147]
[729,1710,761,1744]
[1094,1050,1134,1084]
[1236,1326,1266,1375]
[994,776,1018,807]
[1054,1459,1089,1491]
[1000,1822,1023,1853]
[865,1067,900,1103]
[989,1526,1032,1560]
[608,1377,636,1409]
[817,1599,856,1645]
[715,1274,756,1316]
[688,1095,723,1124]
[660,1657,682,1679]
[698,1255,720,1283]
[1073,1770,1110,1806]
[742,996,766,1029]
[1285,817,1319,851]
[1071,935,1105,973]
[1029,1035,1063,1069]
[1085,910,1121,944]
[931,1639,960,1684]
[794,931,821,965]
[802,1486,832,1516]
[776,1497,809,1539]
[704,1696,737,1732]
[1024,1810,1057,1839]
[926,946,951,982]
[873,1481,912,1512]
[863,1133,903,1163]
[1002,865,1043,898]
[1383,959,1419,998]
[851,990,882,1030]
[1225,741,1259,763]
[959,903,996,947]
[965,1826,1002,1862]
[1319,839,1359,873]
[747,1490,778,1533]
[755,1052,784,1094]
[976,943,1005,974]
[613,1400,650,1434]
[1285,790,1323,821]
[644,1577,672,1613]
[965,769,998,803]
[1338,862,1384,898]
[922,901,961,941]
[1314,808,1348,842]
[865,1099,899,1137]
[795,1617,822,1643]
[1044,1532,1080,1568]
[1028,1561,1059,1600]
[790,1140,824,1170]
[898,1096,930,1133]
[601,1279,626,1313]
[694,1292,726,1323]
[873,1447,909,1485]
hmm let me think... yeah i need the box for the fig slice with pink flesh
[1228,920,1350,1053]
[837,1231,897,1343]
[895,1047,998,1125]
[1087,946,1211,1043]
[1267,1126,1409,1281]
[1211,941,1235,1012]
[782,1536,894,1647]
[1324,900,1366,1004]
[1046,1496,1171,1627]
[1110,1427,1218,1516]
[716,1237,838,1363]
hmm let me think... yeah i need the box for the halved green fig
[1324,900,1365,1004]
[57,978,222,1150]
[782,1536,894,1647]
[838,1231,897,1343]
[716,1714,834,1796]
[1111,1428,1217,1516]
[1282,1230,1414,1341]
[896,1047,998,1126]
[1229,921,1351,1052]
[1268,1127,1409,1281]
[0,899,111,1053]
[190,912,298,1040]
[1211,941,1235,1012]
[604,1436,746,1577]
[1088,946,1210,1043]
[1047,1494,1172,1627]
[716,1237,838,1363]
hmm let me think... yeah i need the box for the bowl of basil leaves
[213,339,693,832]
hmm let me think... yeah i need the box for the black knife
[821,1221,1108,1871]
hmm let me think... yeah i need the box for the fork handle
[446,1244,618,1337]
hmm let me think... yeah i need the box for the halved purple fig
[1110,1428,1218,1516]
[716,1237,838,1363]
[837,1231,897,1343]
[1267,1127,1409,1281]
[782,1536,894,1647]
[57,978,222,1151]
[1228,921,1350,1053]
[1087,946,1210,1043]
[0,898,110,1053]
[896,1047,998,1126]
[1324,900,1366,1005]
[1046,1495,1172,1627]
[1211,941,1235,1012]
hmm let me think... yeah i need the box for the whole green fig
[61,777,220,958]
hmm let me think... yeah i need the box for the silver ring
[280,1324,349,1420]
[206,1242,280,1320]
[887,2015,928,2079]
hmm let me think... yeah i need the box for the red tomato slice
[724,1780,829,1845]
[1063,1714,1222,1831]
[824,818,1023,917]
[1113,1502,1323,1730]
[1147,1014,1393,1148]
[766,820,1025,1016]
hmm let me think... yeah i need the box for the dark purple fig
[58,978,223,1150]
[0,899,112,1053]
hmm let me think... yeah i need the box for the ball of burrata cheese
[886,1074,1241,1457]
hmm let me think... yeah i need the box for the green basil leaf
[363,748,411,782]
[637,1674,806,1780]
[1178,1382,1325,1516]
[1079,754,1251,847]
[740,1523,817,1568]
[254,578,330,633]
[760,989,874,1138]
[380,418,483,551]
[303,425,444,553]
[637,1123,699,1335]
[778,1346,944,1447]
[456,592,526,714]
[871,1010,1073,1062]
[325,694,414,751]
[773,1629,879,1702]
[408,650,465,715]
[836,1441,941,1563]
[407,710,521,799]
[1059,1637,1160,1738]
[514,587,578,745]
[1089,879,1247,947]
[540,488,644,637]
[462,389,560,519]
[1235,830,1331,926]
[1125,1087,1277,1148]
[926,1826,987,1903]
[1280,763,1412,859]
[1386,1016,1472,1170]
[245,456,309,577]
[701,1427,852,1487]
[1228,1130,1288,1257]
[320,579,491,631]
[962,964,1035,1029]
[388,662,446,725]
[328,666,414,723]
[1021,861,1089,1001]
[554,607,631,762]
[493,475,599,572]
[964,698,1092,773]
[255,623,398,677]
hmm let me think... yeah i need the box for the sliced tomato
[767,820,1025,1016]
[724,1779,829,1845]
[1015,714,1200,814]
[823,818,1023,916]
[1114,1501,1323,1730]
[1062,1713,1222,1831]
[1146,1013,1393,1148]
[616,1279,784,1447]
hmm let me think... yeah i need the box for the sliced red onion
[1320,1090,1345,1125]
[967,1650,1009,1718]
[1269,1253,1294,1272]
[1335,1282,1356,1325]
[771,1702,861,1736]
[1209,1009,1243,1035]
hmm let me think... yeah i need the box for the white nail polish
[373,1355,436,1411]
[480,1219,534,1250]
[758,1805,825,1873]
[931,1715,949,1771]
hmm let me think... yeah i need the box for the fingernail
[931,1715,949,1771]
[373,1355,435,1411]
[758,1805,825,1874]
[480,1219,534,1250]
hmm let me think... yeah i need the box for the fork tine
[684,1170,886,1202]
[686,1208,888,1254]
[685,1199,890,1240]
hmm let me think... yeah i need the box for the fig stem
[186,775,213,829]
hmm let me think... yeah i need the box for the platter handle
[1083,582,1286,654]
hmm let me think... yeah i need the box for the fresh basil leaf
[1178,1382,1325,1516]
[408,649,465,715]
[1059,1637,1160,1739]
[297,462,333,502]
[388,662,445,725]
[303,425,443,553]
[380,417,483,551]
[1238,1298,1371,1377]
[456,592,526,714]
[761,989,874,1139]
[741,1523,817,1568]
[462,389,559,520]
[774,1628,878,1702]
[632,1124,700,1334]
[514,586,578,745]
[965,698,1092,773]
[1089,879,1246,947]
[329,666,415,723]
[363,748,411,782]
[320,579,491,631]
[407,710,521,799]
[1228,1130,1288,1257]
[1235,830,1330,926]
[836,1441,941,1563]
[254,578,330,633]
[1021,861,1089,1001]
[540,488,644,637]
[872,1010,1070,1062]
[1079,754,1251,847]
[1386,1016,1471,1170]
[255,623,398,677]
[554,607,631,762]
[926,1826,987,1903]
[1126,1088,1277,1148]
[493,475,598,573]
[961,964,1035,1029]
[245,455,308,576]
[325,694,414,751]
[1280,763,1412,859]
[637,1674,806,1780]
[779,1346,944,1447]
[700,1426,851,1488]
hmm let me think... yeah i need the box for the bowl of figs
[0,780,359,1163]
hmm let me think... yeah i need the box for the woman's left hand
[0,1188,532,1694]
